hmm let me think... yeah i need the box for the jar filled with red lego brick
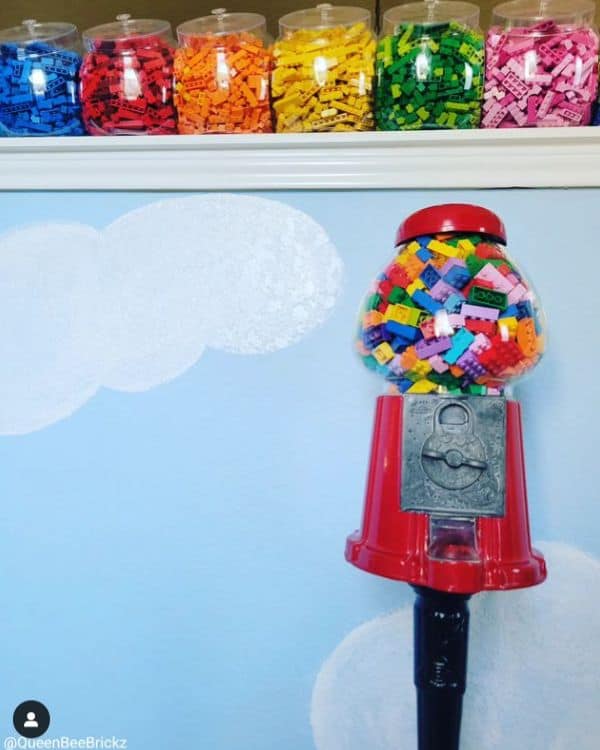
[80,13,177,135]
[175,8,273,134]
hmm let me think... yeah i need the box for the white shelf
[1,128,600,190]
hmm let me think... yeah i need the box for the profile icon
[13,700,50,738]
[24,711,39,728]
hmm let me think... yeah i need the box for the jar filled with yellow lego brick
[272,3,376,132]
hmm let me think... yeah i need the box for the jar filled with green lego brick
[375,0,484,130]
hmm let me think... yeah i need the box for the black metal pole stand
[412,586,471,750]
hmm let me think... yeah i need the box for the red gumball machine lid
[395,204,507,246]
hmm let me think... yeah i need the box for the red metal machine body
[345,395,546,594]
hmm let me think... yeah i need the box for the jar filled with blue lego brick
[0,19,84,136]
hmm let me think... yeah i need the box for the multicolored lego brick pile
[357,232,544,394]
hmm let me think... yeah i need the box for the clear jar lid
[491,0,595,28]
[83,13,172,46]
[279,4,371,33]
[0,18,79,47]
[382,1,480,34]
[177,8,267,43]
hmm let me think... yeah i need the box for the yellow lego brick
[320,87,344,102]
[300,85,321,105]
[373,342,395,365]
[427,239,459,258]
[276,54,304,67]
[273,92,303,114]
[498,316,518,339]
[313,113,357,130]
[383,304,421,326]
[407,379,437,394]
[406,279,426,295]
[409,359,433,378]
[457,238,476,255]
[334,101,364,117]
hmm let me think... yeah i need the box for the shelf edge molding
[1,128,600,190]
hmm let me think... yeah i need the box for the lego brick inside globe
[356,232,544,394]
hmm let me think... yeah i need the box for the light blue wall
[0,189,597,749]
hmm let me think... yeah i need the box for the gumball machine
[345,204,546,750]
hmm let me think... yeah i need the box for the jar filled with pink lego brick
[483,0,599,127]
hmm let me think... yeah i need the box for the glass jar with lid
[483,0,599,127]
[376,1,484,130]
[80,14,177,135]
[272,4,376,132]
[0,19,84,136]
[175,8,273,134]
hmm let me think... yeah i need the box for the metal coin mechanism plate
[401,395,506,517]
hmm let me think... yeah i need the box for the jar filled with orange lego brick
[273,4,376,132]
[175,8,272,134]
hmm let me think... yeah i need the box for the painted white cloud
[0,195,342,434]
[0,224,104,435]
[312,542,600,750]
